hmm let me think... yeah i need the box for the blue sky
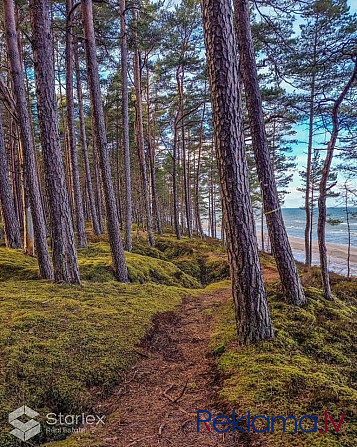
[282,0,357,208]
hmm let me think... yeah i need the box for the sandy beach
[262,235,357,277]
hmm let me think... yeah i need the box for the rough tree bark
[65,0,87,248]
[201,0,274,345]
[119,0,133,252]
[92,132,104,233]
[235,0,306,306]
[30,0,80,284]
[4,0,53,279]
[73,38,102,236]
[0,110,22,249]
[318,58,357,301]
[81,0,128,282]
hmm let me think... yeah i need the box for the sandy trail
[83,270,279,446]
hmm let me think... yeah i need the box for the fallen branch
[162,380,188,403]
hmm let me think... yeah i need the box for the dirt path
[87,269,279,447]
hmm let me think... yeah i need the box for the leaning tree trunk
[73,38,102,236]
[318,59,357,301]
[0,111,22,249]
[235,0,306,306]
[132,7,155,247]
[65,0,87,248]
[81,0,128,282]
[119,0,133,252]
[201,0,274,345]
[4,0,54,277]
[30,0,80,284]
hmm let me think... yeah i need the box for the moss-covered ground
[211,272,357,447]
[0,234,220,446]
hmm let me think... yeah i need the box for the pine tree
[81,0,128,282]
[235,0,306,306]
[0,108,22,249]
[30,0,80,284]
[201,0,274,344]
[4,0,53,277]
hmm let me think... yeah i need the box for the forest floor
[58,272,273,447]
[1,233,357,447]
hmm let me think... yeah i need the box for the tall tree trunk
[305,74,315,267]
[30,0,80,284]
[73,38,102,236]
[23,182,35,256]
[57,47,74,216]
[195,99,206,239]
[119,0,133,252]
[132,8,155,247]
[177,69,193,239]
[92,134,104,233]
[9,117,23,231]
[344,184,351,278]
[66,0,87,248]
[235,0,306,306]
[146,66,162,235]
[5,0,52,264]
[304,27,318,268]
[317,59,357,300]
[114,109,124,227]
[81,0,128,282]
[0,111,22,249]
[173,107,181,240]
[201,0,274,345]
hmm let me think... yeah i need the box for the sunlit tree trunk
[202,0,274,345]
[235,0,306,306]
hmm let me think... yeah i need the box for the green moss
[0,279,188,445]
[0,248,39,281]
[205,256,230,283]
[77,242,200,287]
[126,253,200,287]
[212,280,357,447]
[154,235,225,260]
[0,235,227,445]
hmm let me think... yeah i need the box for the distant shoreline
[262,234,357,277]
